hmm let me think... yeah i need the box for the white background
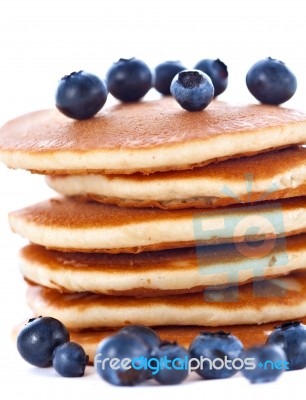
[0,0,306,399]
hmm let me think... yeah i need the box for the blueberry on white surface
[266,321,306,370]
[150,341,189,385]
[95,332,151,386]
[188,331,243,379]
[52,342,88,377]
[242,344,287,384]
[17,316,70,367]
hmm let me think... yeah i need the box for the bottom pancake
[26,271,306,329]
[13,318,306,364]
[70,319,306,363]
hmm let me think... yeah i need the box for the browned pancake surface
[101,146,306,183]
[28,271,306,312]
[47,147,306,209]
[20,234,306,296]
[10,195,306,229]
[1,98,306,174]
[1,99,304,152]
[22,236,297,274]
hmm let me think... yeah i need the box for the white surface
[1,0,306,398]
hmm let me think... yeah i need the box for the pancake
[46,147,306,209]
[14,318,306,363]
[26,272,306,329]
[9,196,306,253]
[19,234,306,296]
[1,98,306,174]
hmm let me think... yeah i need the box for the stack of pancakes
[2,97,306,362]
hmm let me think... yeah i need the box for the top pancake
[1,98,306,174]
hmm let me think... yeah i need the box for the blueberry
[17,316,70,367]
[242,345,287,384]
[266,321,306,370]
[246,57,297,105]
[55,71,108,120]
[154,61,186,95]
[150,341,189,385]
[118,325,161,352]
[95,332,151,386]
[106,58,152,102]
[194,58,228,96]
[52,342,88,377]
[170,69,214,111]
[188,331,243,379]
